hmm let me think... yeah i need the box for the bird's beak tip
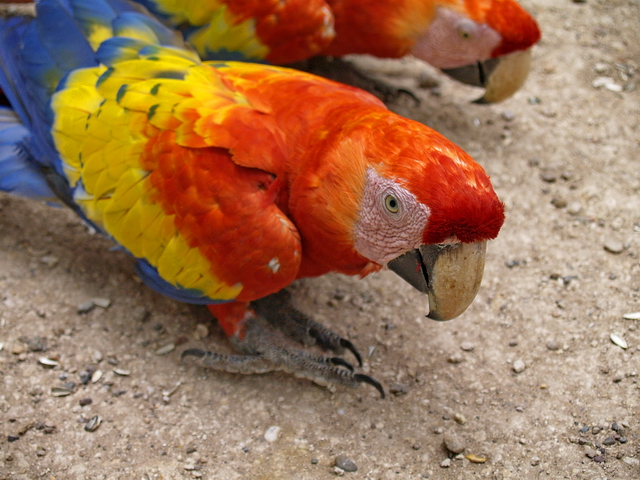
[388,241,488,321]
[442,49,533,104]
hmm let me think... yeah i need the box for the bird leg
[182,292,384,397]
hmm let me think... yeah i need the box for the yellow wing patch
[50,61,247,301]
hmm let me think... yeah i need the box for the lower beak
[387,241,487,321]
[441,49,532,104]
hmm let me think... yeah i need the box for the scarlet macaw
[0,0,504,393]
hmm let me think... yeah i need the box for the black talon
[329,357,354,372]
[355,374,386,399]
[339,338,363,367]
[181,348,206,360]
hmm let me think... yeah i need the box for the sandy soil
[1,0,640,478]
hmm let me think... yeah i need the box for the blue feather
[0,107,58,200]
[135,260,229,305]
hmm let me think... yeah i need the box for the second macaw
[133,0,541,102]
[0,0,505,394]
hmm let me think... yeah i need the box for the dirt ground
[1,0,640,478]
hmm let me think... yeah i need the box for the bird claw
[354,374,385,399]
[184,293,385,397]
[251,290,363,366]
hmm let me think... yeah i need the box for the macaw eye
[457,21,475,40]
[384,194,400,213]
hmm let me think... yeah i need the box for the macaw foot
[290,56,420,106]
[182,291,385,397]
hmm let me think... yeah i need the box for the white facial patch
[354,168,430,265]
[411,7,501,69]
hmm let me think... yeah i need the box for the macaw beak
[387,241,487,321]
[441,49,532,104]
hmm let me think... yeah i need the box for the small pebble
[38,357,59,368]
[91,297,111,308]
[567,202,582,215]
[193,324,209,340]
[113,368,130,376]
[447,353,464,364]
[465,454,487,464]
[540,172,556,183]
[602,437,616,446]
[460,342,475,352]
[513,359,526,373]
[593,455,605,463]
[155,343,176,355]
[501,111,515,122]
[551,197,567,208]
[594,63,609,73]
[335,454,357,472]
[77,301,95,314]
[50,387,73,397]
[453,413,466,425]
[311,458,318,465]
[546,340,560,351]
[264,426,281,442]
[604,240,624,254]
[610,333,628,349]
[84,415,101,432]
[579,426,590,434]
[79,398,92,406]
[91,370,103,383]
[623,312,640,320]
[36,448,46,457]
[531,456,540,466]
[618,436,627,444]
[611,422,619,432]
[443,432,466,454]
[40,255,59,267]
[333,467,345,476]
[440,458,451,468]
[92,351,104,363]
[584,448,598,459]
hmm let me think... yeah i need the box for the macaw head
[291,111,505,320]
[408,0,541,102]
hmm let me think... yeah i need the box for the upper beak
[387,241,487,321]
[441,49,532,104]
